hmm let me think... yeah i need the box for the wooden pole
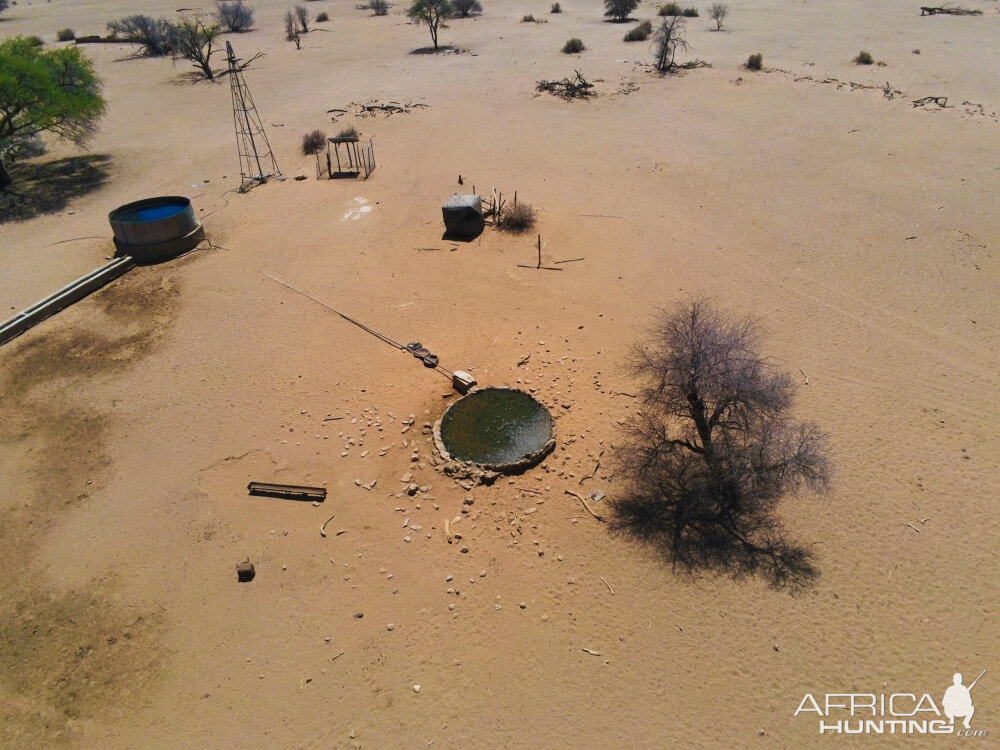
[537,234,541,269]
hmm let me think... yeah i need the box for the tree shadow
[609,489,819,591]
[1,154,113,224]
[409,45,465,55]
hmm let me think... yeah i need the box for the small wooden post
[537,234,541,269]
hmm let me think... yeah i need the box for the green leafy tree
[0,37,106,191]
[407,0,454,50]
[604,0,639,22]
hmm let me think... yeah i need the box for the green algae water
[439,388,553,466]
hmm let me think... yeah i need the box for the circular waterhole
[436,387,555,473]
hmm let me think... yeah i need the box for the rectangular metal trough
[247,482,327,502]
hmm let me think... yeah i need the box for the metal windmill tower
[226,41,281,192]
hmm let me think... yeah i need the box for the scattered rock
[237,559,255,582]
[412,684,421,693]
[353,612,364,619]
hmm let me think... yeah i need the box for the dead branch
[920,6,983,15]
[536,70,595,100]
[565,489,605,522]
[913,96,949,108]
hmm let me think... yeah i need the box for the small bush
[453,0,482,17]
[854,50,873,65]
[316,11,329,21]
[624,21,652,42]
[370,0,389,15]
[709,2,727,30]
[746,52,762,70]
[659,3,681,15]
[551,2,561,12]
[522,14,536,23]
[337,125,358,138]
[25,35,45,47]
[107,15,173,56]
[499,202,536,234]
[682,6,698,16]
[56,28,76,41]
[302,130,326,155]
[216,0,255,33]
[562,37,584,53]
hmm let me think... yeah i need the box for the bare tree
[294,5,310,33]
[611,299,831,588]
[167,17,222,79]
[709,2,728,30]
[407,0,454,50]
[107,15,173,56]
[604,0,639,23]
[652,16,689,72]
[215,1,255,33]
[285,11,301,48]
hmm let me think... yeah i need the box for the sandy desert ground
[1,1,999,747]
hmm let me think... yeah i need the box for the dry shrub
[498,202,536,233]
[302,129,326,154]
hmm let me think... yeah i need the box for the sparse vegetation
[604,0,639,22]
[452,0,482,17]
[107,15,173,57]
[683,6,698,16]
[407,0,455,51]
[624,20,653,41]
[337,125,358,139]
[316,11,330,22]
[653,16,688,72]
[709,2,727,30]
[167,17,222,80]
[746,52,762,70]
[215,1,255,33]
[294,5,311,33]
[536,70,594,99]
[56,28,76,42]
[370,0,390,15]
[285,11,301,48]
[659,3,681,15]
[498,201,536,233]
[522,14,536,23]
[302,129,327,154]
[562,37,584,53]
[0,37,106,191]
[551,2,561,12]
[611,298,831,589]
[854,50,874,65]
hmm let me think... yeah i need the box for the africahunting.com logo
[794,670,987,736]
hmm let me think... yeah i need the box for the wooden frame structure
[324,136,376,180]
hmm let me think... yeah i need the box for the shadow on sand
[1,154,113,224]
[609,492,820,592]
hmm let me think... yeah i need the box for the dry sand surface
[2,1,999,747]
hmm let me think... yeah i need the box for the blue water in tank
[114,202,188,222]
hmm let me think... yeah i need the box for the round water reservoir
[108,196,205,264]
[435,388,555,473]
